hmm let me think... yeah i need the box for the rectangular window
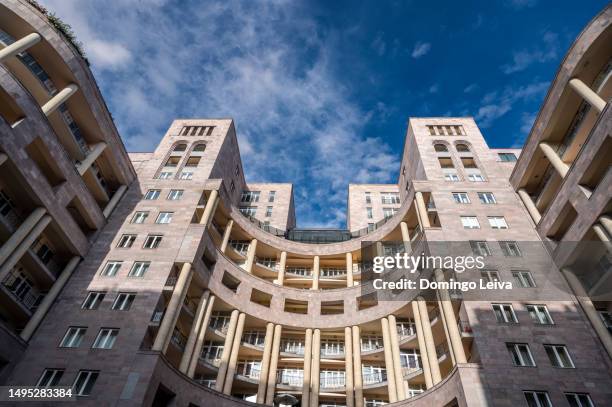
[116,234,136,248]
[158,171,173,179]
[131,211,149,224]
[144,189,160,200]
[544,344,574,368]
[524,391,552,407]
[241,191,260,202]
[155,212,173,224]
[438,157,455,168]
[365,192,371,204]
[72,370,99,396]
[128,261,150,277]
[381,193,400,204]
[470,241,491,257]
[164,156,180,167]
[452,192,470,204]
[478,192,496,204]
[526,305,553,325]
[383,208,398,219]
[265,206,273,217]
[179,171,193,180]
[185,156,200,167]
[366,207,373,219]
[461,216,480,229]
[143,235,162,249]
[499,152,517,162]
[565,393,594,407]
[507,343,535,366]
[240,206,257,217]
[167,189,184,200]
[82,291,105,310]
[92,328,118,349]
[488,216,508,229]
[500,241,521,257]
[513,271,536,287]
[480,270,500,283]
[101,261,122,277]
[60,327,86,348]
[444,173,460,182]
[493,304,518,323]
[36,368,64,387]
[112,292,136,310]
[268,191,276,202]
[468,173,485,182]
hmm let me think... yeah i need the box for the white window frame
[144,189,160,200]
[167,189,184,200]
[131,211,149,224]
[461,216,480,229]
[179,171,193,180]
[444,173,460,181]
[72,370,99,396]
[116,234,136,248]
[452,192,470,204]
[526,305,553,325]
[366,207,373,219]
[470,240,491,256]
[239,206,257,217]
[524,391,552,407]
[60,327,86,348]
[544,344,574,368]
[82,291,105,310]
[112,292,136,310]
[564,393,594,407]
[480,270,500,282]
[155,212,173,224]
[468,173,485,182]
[500,241,522,257]
[36,368,64,387]
[478,192,496,204]
[265,206,273,217]
[158,171,173,179]
[92,328,118,349]
[488,216,508,229]
[101,261,122,277]
[128,261,150,277]
[507,343,535,367]
[493,303,518,323]
[513,271,536,288]
[143,235,163,249]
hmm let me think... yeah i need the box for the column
[400,221,412,254]
[346,252,354,287]
[562,268,612,358]
[436,294,456,366]
[352,326,363,407]
[265,324,282,404]
[152,263,193,352]
[415,192,431,228]
[310,329,321,407]
[0,33,41,63]
[215,310,239,391]
[517,189,542,224]
[302,328,313,407]
[0,215,52,281]
[312,255,320,290]
[76,142,107,175]
[417,297,441,384]
[599,216,612,237]
[388,314,406,400]
[435,270,467,364]
[20,256,80,341]
[199,189,219,227]
[245,238,258,273]
[412,301,433,388]
[592,224,612,253]
[380,317,398,403]
[569,78,606,112]
[257,323,275,403]
[41,84,78,116]
[187,295,216,377]
[277,251,287,286]
[179,291,210,373]
[0,153,7,166]
[223,312,246,394]
[220,219,234,253]
[539,143,569,178]
[0,207,46,266]
[344,327,355,407]
[102,185,127,218]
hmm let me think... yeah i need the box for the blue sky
[42,0,608,228]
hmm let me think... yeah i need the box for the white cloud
[411,41,431,58]
[501,31,558,74]
[429,84,439,93]
[475,81,548,127]
[463,83,478,93]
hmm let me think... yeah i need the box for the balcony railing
[165,273,178,287]
[396,323,416,338]
[362,371,386,385]
[194,378,216,388]
[280,340,305,355]
[151,310,164,323]
[320,375,346,388]
[170,329,187,350]
[200,352,221,367]
[242,332,266,347]
[1,269,43,312]
[320,345,345,357]
[436,343,449,359]
[276,371,304,387]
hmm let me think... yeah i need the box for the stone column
[220,220,234,253]
[265,324,282,404]
[0,215,52,281]
[346,252,354,287]
[277,251,287,286]
[435,270,467,364]
[199,190,218,227]
[344,327,355,407]
[517,189,542,224]
[562,268,612,358]
[257,323,275,403]
[592,224,612,252]
[223,312,246,394]
[102,185,127,218]
[153,263,193,352]
[400,221,412,254]
[245,239,258,273]
[388,314,406,400]
[0,33,41,62]
[539,143,569,178]
[179,291,210,373]
[569,78,606,112]
[312,256,320,290]
[599,216,612,237]
[412,301,433,388]
[20,256,80,341]
[215,310,239,391]
[436,293,456,366]
[41,84,78,116]
[381,317,398,402]
[187,295,216,377]
[352,326,363,407]
[417,297,441,384]
[310,329,321,407]
[0,153,7,166]
[415,192,431,228]
[76,142,107,176]
[302,328,313,407]
[0,207,46,266]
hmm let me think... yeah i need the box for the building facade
[0,1,610,407]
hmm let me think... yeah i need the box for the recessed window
[461,157,478,168]
[444,173,460,182]
[381,192,400,204]
[92,328,118,349]
[470,241,491,256]
[240,206,257,217]
[493,304,518,323]
[456,143,470,152]
[143,235,162,249]
[185,156,200,167]
[544,344,574,368]
[524,391,552,407]
[156,212,173,224]
[365,192,371,204]
[480,270,500,283]
[144,189,161,200]
[158,171,173,179]
[265,206,273,217]
[241,191,260,202]
[434,143,448,152]
[131,211,149,224]
[468,173,485,182]
[452,192,470,204]
[36,369,64,387]
[512,270,536,287]
[461,216,480,229]
[60,327,86,348]
[164,156,180,167]
[193,144,206,152]
[179,171,193,180]
[116,234,136,248]
[367,207,373,219]
[167,189,184,200]
[500,241,521,257]
[129,261,150,277]
[438,157,455,168]
[507,343,535,367]
[488,216,508,229]
[526,305,553,325]
[72,370,99,396]
[82,291,105,310]
[383,207,398,219]
[268,191,276,202]
[498,152,517,162]
[284,299,308,314]
[101,261,122,277]
[565,393,594,407]
[112,293,136,310]
[173,143,187,152]
[478,192,496,204]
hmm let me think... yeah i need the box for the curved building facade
[0,1,611,407]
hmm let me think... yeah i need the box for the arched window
[434,144,448,152]
[456,143,470,152]
[193,144,206,152]
[173,143,187,152]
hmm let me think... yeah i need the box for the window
[180,125,214,136]
[452,192,470,204]
[241,191,260,202]
[383,208,398,219]
[101,261,122,277]
[92,328,118,349]
[470,241,491,256]
[144,189,160,200]
[240,206,257,217]
[82,291,105,310]
[500,241,521,257]
[434,143,448,152]
[499,152,517,162]
[0,190,15,216]
[461,216,480,229]
[468,173,485,182]
[366,207,373,219]
[72,370,99,396]
[526,305,553,325]
[268,191,276,202]
[565,393,594,407]
[158,171,173,179]
[444,173,460,181]
[438,157,455,168]
[365,192,371,204]
[461,157,478,168]
[173,143,187,152]
[112,292,135,310]
[488,216,508,229]
[164,156,180,167]
[456,143,470,152]
[524,391,552,407]
[427,125,465,136]
[131,211,149,224]
[36,369,64,387]
[493,304,518,323]
[507,343,535,366]
[512,271,535,287]
[60,327,86,348]
[480,270,500,282]
[167,189,184,200]
[265,206,273,217]
[544,344,574,368]
[143,235,162,249]
[381,193,400,204]
[478,192,496,204]
[129,261,150,277]
[185,156,200,167]
[193,143,206,152]
[179,171,193,180]
[116,234,136,248]
[156,212,173,224]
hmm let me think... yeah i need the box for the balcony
[194,378,216,388]
[458,320,473,337]
[170,328,187,350]
[0,206,21,231]
[276,370,304,387]
[242,331,266,347]
[280,339,305,355]
[199,351,221,367]
[320,373,346,389]
[150,310,164,324]
[1,267,44,312]
[362,370,386,385]
[320,343,345,357]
